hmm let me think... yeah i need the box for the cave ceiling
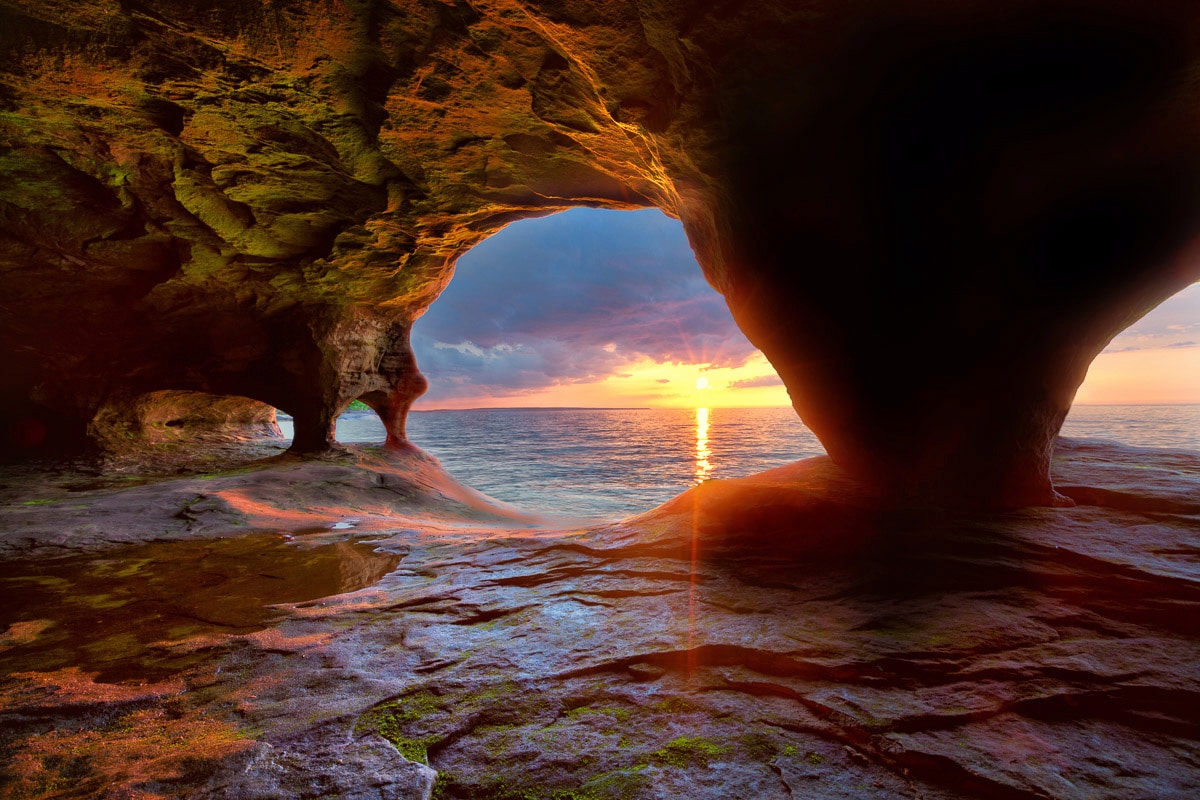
[3,0,1200,506]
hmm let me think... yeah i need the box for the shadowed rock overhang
[2,0,1199,508]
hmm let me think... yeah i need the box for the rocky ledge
[1,439,1197,799]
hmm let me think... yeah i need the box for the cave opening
[277,207,826,518]
[1061,280,1200,450]
[86,390,290,474]
[262,213,1200,518]
[405,206,832,518]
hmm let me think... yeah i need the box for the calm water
[0,535,402,683]
[1061,404,1200,451]
[278,404,1199,519]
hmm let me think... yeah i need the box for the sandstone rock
[0,444,544,558]
[3,2,1200,504]
[203,736,437,800]
[88,390,283,453]
[3,2,1200,790]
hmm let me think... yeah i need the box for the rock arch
[89,390,283,452]
[2,0,1199,506]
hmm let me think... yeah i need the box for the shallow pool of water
[0,534,403,684]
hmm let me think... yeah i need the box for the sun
[695,376,710,391]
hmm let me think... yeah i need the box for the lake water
[277,404,1199,519]
[1060,404,1200,452]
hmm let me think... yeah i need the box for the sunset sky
[412,208,1200,409]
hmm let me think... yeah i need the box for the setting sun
[695,376,710,391]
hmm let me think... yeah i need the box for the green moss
[458,680,526,715]
[472,721,523,749]
[346,399,370,411]
[21,498,55,505]
[371,689,442,724]
[197,465,261,479]
[739,731,777,761]
[434,765,650,800]
[471,617,504,631]
[569,765,650,800]
[445,774,539,800]
[650,697,694,715]
[805,751,825,765]
[564,705,631,723]
[356,688,445,756]
[648,736,726,769]
[389,735,440,764]
[431,771,454,800]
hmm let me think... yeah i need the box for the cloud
[1103,282,1200,353]
[1105,340,1197,353]
[413,208,759,404]
[729,374,785,389]
[432,340,521,358]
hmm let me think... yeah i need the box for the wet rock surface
[0,445,542,558]
[1,439,1197,798]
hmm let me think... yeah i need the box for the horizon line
[404,401,1200,412]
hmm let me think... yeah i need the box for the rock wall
[2,0,1199,505]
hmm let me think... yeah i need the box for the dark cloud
[413,208,758,404]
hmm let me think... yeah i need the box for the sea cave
[1,1,1199,798]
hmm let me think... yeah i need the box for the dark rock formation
[710,3,1200,507]
[2,0,1200,504]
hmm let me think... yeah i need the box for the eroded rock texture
[0,440,1196,798]
[2,0,1200,504]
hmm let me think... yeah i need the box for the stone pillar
[291,314,429,452]
[287,400,338,454]
[358,325,429,449]
[360,370,429,449]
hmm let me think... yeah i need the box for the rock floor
[0,440,1197,799]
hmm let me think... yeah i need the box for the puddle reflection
[0,535,402,684]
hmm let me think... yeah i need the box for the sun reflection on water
[694,407,712,484]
